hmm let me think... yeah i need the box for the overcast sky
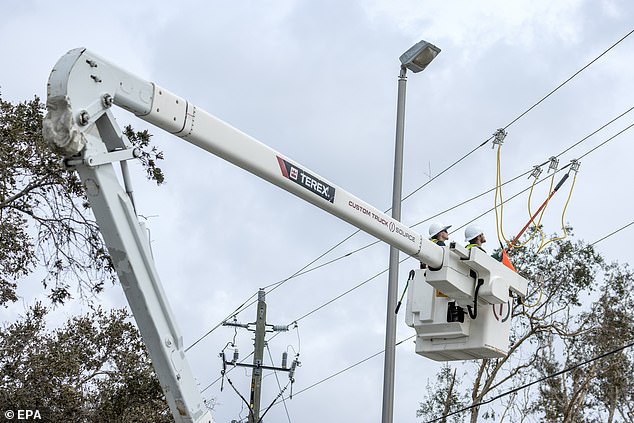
[2,1,634,422]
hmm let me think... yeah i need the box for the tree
[0,94,164,305]
[417,231,634,422]
[530,262,634,423]
[0,304,173,422]
[0,94,180,420]
[417,364,469,423]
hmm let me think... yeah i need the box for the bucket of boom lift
[405,244,527,361]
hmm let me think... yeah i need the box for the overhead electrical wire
[199,150,634,418]
[283,335,416,401]
[403,27,634,202]
[424,340,634,423]
[186,30,634,422]
[453,120,634,234]
[536,169,578,253]
[279,109,633,284]
[261,107,634,300]
[284,122,634,331]
[185,290,259,352]
[184,233,361,351]
[592,220,634,246]
[259,28,634,294]
[265,344,293,423]
[500,28,634,130]
[264,333,634,420]
[184,29,634,352]
[185,112,634,352]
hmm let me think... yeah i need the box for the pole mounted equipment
[548,156,559,172]
[491,128,507,148]
[529,164,543,179]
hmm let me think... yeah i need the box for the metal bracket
[491,128,507,148]
[570,159,581,172]
[65,147,141,167]
[529,164,543,179]
[548,156,559,173]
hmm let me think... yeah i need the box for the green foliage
[0,304,171,422]
[417,365,468,423]
[123,125,165,185]
[0,94,165,305]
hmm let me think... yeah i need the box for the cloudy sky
[2,1,634,422]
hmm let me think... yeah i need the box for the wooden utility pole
[221,288,298,422]
[249,289,267,423]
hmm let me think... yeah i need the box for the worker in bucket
[465,224,487,251]
[420,222,451,269]
[428,222,451,246]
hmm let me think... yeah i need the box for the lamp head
[399,40,441,73]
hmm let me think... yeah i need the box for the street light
[381,39,440,423]
[399,40,441,73]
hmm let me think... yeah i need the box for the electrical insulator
[233,348,239,363]
[289,360,297,382]
[529,165,543,179]
[570,159,581,172]
[548,156,559,172]
[281,351,288,368]
[272,325,289,332]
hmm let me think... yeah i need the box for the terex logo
[290,166,299,181]
[277,156,336,203]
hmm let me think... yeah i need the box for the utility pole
[250,289,267,423]
[221,289,299,423]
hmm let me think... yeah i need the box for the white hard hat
[464,224,484,242]
[429,222,451,238]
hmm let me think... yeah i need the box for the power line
[185,291,258,352]
[289,335,415,399]
[403,28,634,202]
[201,199,634,417]
[592,220,634,246]
[577,122,634,160]
[185,26,634,352]
[265,344,292,423]
[283,120,634,332]
[263,294,634,420]
[425,340,634,423]
[260,26,634,301]
[292,263,394,324]
[186,112,633,352]
[277,108,634,289]
[269,106,634,299]
[206,125,634,417]
[556,106,634,158]
[501,28,634,131]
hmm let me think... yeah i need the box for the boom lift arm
[43,48,528,422]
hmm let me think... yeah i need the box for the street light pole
[381,40,440,423]
[381,64,408,423]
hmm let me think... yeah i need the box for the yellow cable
[494,146,502,243]
[537,172,577,253]
[520,275,545,309]
[494,145,512,245]
[531,173,556,247]
[520,286,543,308]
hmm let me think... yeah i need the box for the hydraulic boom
[43,48,528,422]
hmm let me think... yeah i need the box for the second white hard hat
[464,224,484,242]
[429,222,451,238]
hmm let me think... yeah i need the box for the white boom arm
[43,48,527,422]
